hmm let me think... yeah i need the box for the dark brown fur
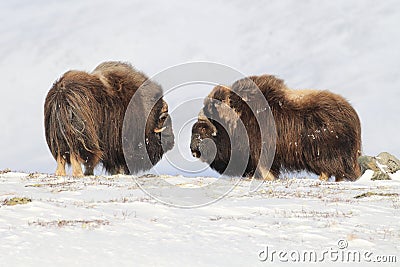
[191,75,362,181]
[44,61,174,176]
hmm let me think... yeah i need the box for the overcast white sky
[0,0,399,175]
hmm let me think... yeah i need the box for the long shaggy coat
[44,61,174,177]
[191,75,361,181]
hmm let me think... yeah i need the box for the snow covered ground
[1,1,400,266]
[0,0,399,174]
[1,171,399,266]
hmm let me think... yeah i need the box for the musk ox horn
[154,126,167,133]
[154,100,169,133]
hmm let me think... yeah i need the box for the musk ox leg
[334,170,360,182]
[106,166,119,176]
[55,154,66,176]
[319,172,330,181]
[255,166,276,181]
[70,153,84,177]
[117,165,129,175]
[84,160,95,176]
[108,165,127,175]
[263,171,276,181]
[84,155,101,176]
[334,161,361,182]
[347,164,362,181]
[84,166,94,176]
[334,174,345,182]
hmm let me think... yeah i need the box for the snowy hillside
[1,171,399,266]
[1,1,400,266]
[0,0,399,174]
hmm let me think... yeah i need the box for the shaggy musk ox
[44,61,174,177]
[190,75,362,182]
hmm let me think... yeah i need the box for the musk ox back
[190,75,361,182]
[44,61,174,177]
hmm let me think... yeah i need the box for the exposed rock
[371,171,391,180]
[358,152,400,180]
[0,168,11,174]
[358,155,379,175]
[375,152,400,174]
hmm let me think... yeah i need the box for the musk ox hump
[92,61,148,96]
[203,84,244,136]
[285,89,319,103]
[244,75,287,98]
[206,85,230,101]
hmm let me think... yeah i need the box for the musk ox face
[190,87,231,165]
[190,86,256,177]
[190,117,218,161]
[190,115,236,176]
[121,78,175,174]
[145,98,175,159]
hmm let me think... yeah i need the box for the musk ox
[44,61,174,177]
[190,75,362,182]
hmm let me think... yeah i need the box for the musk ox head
[93,62,175,175]
[95,62,174,174]
[122,78,175,174]
[190,110,219,160]
[146,98,175,154]
[190,85,231,164]
[190,84,261,177]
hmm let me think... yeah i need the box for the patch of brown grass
[29,219,110,228]
[2,197,31,206]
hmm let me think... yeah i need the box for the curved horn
[161,100,168,113]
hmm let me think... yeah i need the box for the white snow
[1,1,400,266]
[0,0,399,174]
[1,172,399,266]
